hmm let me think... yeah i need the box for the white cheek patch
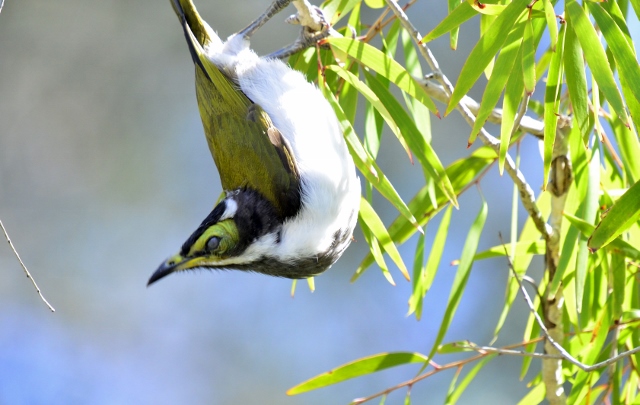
[219,198,238,221]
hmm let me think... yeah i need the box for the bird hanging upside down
[148,0,361,285]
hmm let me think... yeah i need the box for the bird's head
[148,217,240,285]
[148,189,291,285]
[147,187,358,285]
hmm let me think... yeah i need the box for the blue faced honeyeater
[148,0,360,285]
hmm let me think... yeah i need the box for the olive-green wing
[195,68,301,218]
[172,0,301,219]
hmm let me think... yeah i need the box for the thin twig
[418,79,544,139]
[267,0,338,59]
[456,342,564,360]
[350,352,487,404]
[0,218,55,312]
[350,337,544,404]
[500,234,640,373]
[511,94,531,140]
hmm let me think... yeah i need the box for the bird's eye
[206,236,221,251]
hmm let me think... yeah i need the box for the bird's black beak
[147,254,190,286]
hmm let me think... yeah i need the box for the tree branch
[417,78,544,139]
[384,0,552,242]
[503,236,640,373]
[1,218,55,312]
[267,0,338,59]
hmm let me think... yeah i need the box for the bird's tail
[170,0,226,81]
[169,0,251,117]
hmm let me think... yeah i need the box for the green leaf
[422,1,476,44]
[480,13,497,79]
[543,0,558,51]
[588,2,640,108]
[359,197,410,281]
[575,148,600,313]
[337,65,360,124]
[448,0,462,49]
[499,45,525,173]
[589,179,640,250]
[364,71,458,207]
[565,0,630,126]
[609,102,640,182]
[409,205,453,318]
[445,354,497,405]
[357,146,497,273]
[473,240,545,261]
[611,253,625,320]
[322,0,361,25]
[428,198,488,360]
[522,18,536,95]
[520,294,542,379]
[565,212,640,261]
[564,15,589,139]
[364,0,385,9]
[401,30,432,144]
[359,216,394,285]
[321,80,420,231]
[364,95,383,158]
[408,232,426,318]
[325,64,411,159]
[447,0,530,114]
[326,37,438,114]
[543,23,565,190]
[567,305,611,405]
[423,205,452,295]
[287,352,429,395]
[517,383,546,405]
[469,22,525,145]
[382,19,402,59]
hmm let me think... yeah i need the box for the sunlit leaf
[357,146,497,273]
[321,80,420,231]
[566,0,630,126]
[517,383,546,405]
[364,0,385,9]
[359,197,410,281]
[359,216,394,285]
[565,213,640,261]
[326,37,438,113]
[522,18,536,95]
[445,354,497,404]
[564,15,589,139]
[447,0,529,114]
[322,0,361,25]
[543,0,558,50]
[589,179,640,250]
[588,2,640,107]
[575,149,600,313]
[469,22,525,145]
[364,71,457,207]
[401,30,432,144]
[408,232,426,318]
[428,198,488,360]
[287,352,429,395]
[543,23,565,190]
[472,240,545,261]
[326,64,411,158]
[499,46,524,173]
[422,1,476,44]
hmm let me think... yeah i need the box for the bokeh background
[2,1,637,404]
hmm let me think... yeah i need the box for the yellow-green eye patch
[189,219,239,257]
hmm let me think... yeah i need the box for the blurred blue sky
[3,0,636,404]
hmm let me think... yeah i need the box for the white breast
[206,34,361,266]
